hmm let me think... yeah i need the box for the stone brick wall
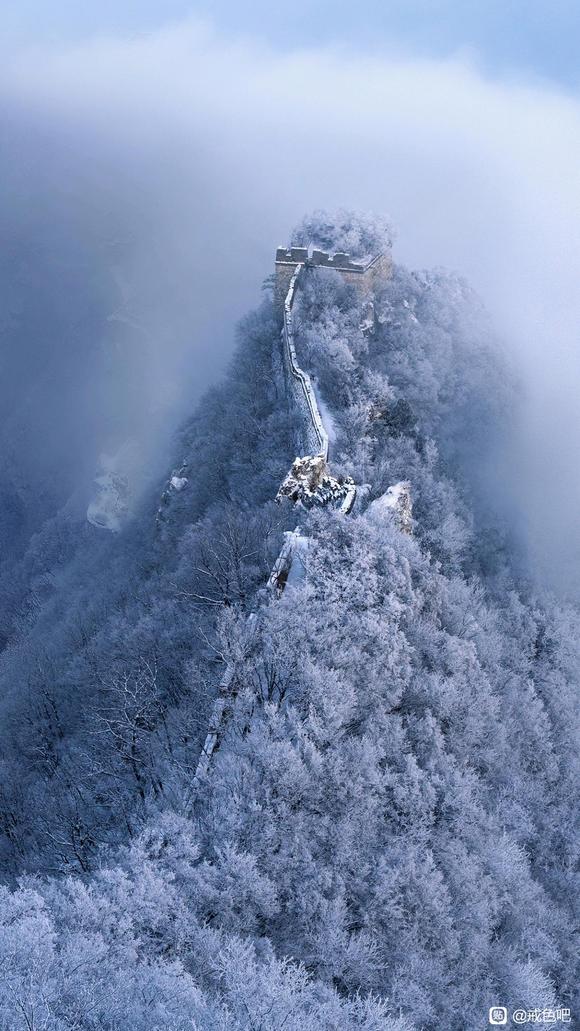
[274,260,298,315]
[274,245,392,316]
[281,264,329,459]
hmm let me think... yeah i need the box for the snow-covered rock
[268,529,309,593]
[87,443,141,532]
[170,475,188,492]
[156,463,190,525]
[277,454,355,511]
[360,299,375,334]
[367,481,413,534]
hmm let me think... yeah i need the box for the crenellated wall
[274,245,392,315]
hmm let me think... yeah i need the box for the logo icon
[489,1008,508,1026]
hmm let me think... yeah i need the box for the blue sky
[4,0,580,90]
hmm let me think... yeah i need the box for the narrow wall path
[194,263,357,783]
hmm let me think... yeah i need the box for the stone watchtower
[274,245,392,315]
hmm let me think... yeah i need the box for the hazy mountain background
[0,7,579,1028]
[1,11,580,586]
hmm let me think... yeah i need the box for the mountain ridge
[0,211,577,1029]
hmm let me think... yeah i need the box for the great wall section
[194,243,393,784]
[280,264,328,459]
[274,245,392,316]
[274,261,357,521]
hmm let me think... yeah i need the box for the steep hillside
[0,212,577,1030]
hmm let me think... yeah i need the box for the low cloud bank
[2,20,580,588]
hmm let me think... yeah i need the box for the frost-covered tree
[292,208,395,260]
[0,211,577,1030]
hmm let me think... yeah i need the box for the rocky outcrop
[277,455,355,513]
[87,443,141,532]
[156,462,189,524]
[367,481,413,534]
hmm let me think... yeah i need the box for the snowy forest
[0,209,578,1030]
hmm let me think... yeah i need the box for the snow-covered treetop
[291,208,395,263]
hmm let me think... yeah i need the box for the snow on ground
[312,378,337,444]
